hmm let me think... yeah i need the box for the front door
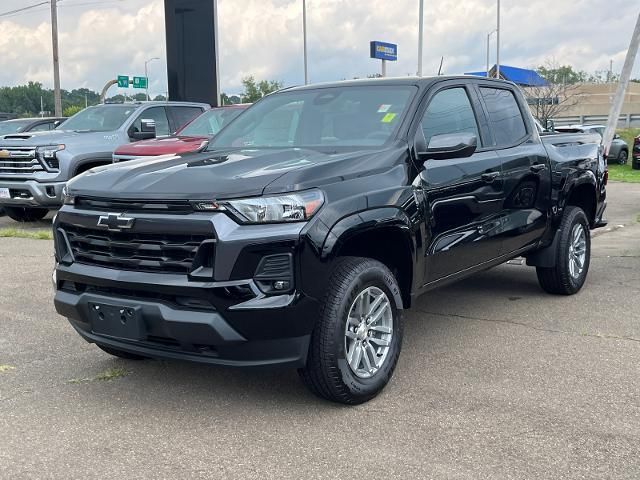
[416,85,504,283]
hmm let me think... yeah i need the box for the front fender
[322,207,415,260]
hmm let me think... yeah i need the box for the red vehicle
[112,104,249,162]
[633,134,640,170]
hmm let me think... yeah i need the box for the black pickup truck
[53,77,607,404]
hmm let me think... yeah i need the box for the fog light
[273,280,289,291]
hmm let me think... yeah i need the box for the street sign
[370,41,397,61]
[117,75,129,88]
[133,76,148,89]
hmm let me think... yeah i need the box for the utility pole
[603,11,640,156]
[417,0,424,76]
[496,0,501,79]
[303,0,308,84]
[486,30,497,77]
[51,0,62,117]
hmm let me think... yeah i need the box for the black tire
[97,344,148,360]
[298,257,404,405]
[617,150,628,165]
[536,206,591,295]
[3,206,48,222]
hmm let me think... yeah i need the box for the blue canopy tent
[465,65,548,87]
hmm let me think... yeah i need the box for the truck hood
[0,129,118,147]
[67,146,404,200]
[114,135,208,157]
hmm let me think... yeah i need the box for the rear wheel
[97,344,148,360]
[3,206,48,222]
[536,206,590,295]
[617,150,628,165]
[299,257,403,404]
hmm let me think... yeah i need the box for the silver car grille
[0,147,45,175]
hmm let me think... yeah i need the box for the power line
[0,1,49,18]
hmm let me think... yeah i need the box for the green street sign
[117,75,129,88]
[133,76,148,89]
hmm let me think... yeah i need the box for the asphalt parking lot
[1,183,639,479]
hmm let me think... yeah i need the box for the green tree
[536,64,587,84]
[240,76,282,103]
[62,105,83,117]
[153,94,167,101]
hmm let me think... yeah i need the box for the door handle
[530,163,547,173]
[481,171,500,183]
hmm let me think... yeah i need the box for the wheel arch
[323,208,416,309]
[73,158,113,177]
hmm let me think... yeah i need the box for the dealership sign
[370,41,397,61]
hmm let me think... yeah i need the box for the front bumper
[55,289,311,368]
[53,207,319,368]
[0,179,65,208]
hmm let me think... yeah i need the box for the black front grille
[75,197,194,214]
[62,224,213,274]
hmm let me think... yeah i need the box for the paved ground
[1,183,639,479]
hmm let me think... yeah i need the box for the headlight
[61,185,75,206]
[37,144,65,159]
[37,145,65,170]
[194,190,324,224]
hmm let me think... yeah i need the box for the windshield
[209,85,416,150]
[0,120,32,135]
[60,105,136,132]
[179,107,245,137]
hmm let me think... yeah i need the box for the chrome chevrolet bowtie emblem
[97,213,135,231]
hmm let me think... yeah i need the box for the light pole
[144,57,160,101]
[486,29,497,77]
[303,0,308,84]
[417,0,424,76]
[496,0,501,78]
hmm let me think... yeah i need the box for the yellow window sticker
[381,112,397,123]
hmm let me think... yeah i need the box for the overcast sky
[0,0,638,98]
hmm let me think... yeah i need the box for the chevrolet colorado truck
[53,77,606,404]
[0,101,208,222]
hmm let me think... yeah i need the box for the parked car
[633,134,640,170]
[113,104,248,162]
[0,117,66,136]
[555,124,628,164]
[54,77,606,404]
[0,101,208,222]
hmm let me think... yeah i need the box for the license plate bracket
[89,302,145,340]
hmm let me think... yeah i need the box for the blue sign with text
[370,41,397,61]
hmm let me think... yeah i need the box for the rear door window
[169,106,205,132]
[480,87,527,147]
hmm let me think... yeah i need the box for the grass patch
[69,367,130,384]
[0,228,53,240]
[608,129,640,183]
[0,364,15,373]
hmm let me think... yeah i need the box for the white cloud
[0,0,638,99]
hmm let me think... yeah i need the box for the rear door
[415,82,505,283]
[476,85,551,255]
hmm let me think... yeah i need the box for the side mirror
[613,133,620,140]
[53,120,62,129]
[417,132,477,161]
[130,119,156,140]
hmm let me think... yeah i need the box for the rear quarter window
[480,87,527,147]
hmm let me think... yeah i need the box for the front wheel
[299,257,403,404]
[536,206,591,295]
[4,206,48,222]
